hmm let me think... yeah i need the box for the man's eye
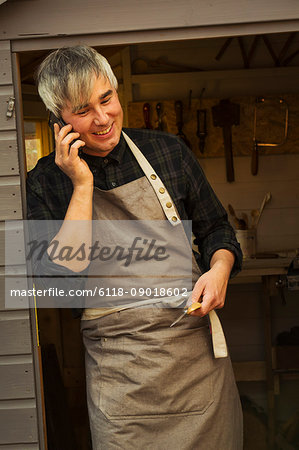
[101,97,111,105]
[77,110,88,115]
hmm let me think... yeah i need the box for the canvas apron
[81,132,243,450]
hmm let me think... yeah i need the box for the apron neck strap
[122,131,180,226]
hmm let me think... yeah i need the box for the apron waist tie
[82,296,228,359]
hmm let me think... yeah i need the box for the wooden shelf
[233,361,266,381]
[131,66,299,86]
[274,345,299,371]
[230,257,293,283]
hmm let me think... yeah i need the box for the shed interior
[18,31,299,450]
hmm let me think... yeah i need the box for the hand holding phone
[48,112,85,155]
[48,112,93,187]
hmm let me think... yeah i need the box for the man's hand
[189,249,235,317]
[54,123,93,187]
[48,123,94,272]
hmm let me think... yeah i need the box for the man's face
[61,75,123,157]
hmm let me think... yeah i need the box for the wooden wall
[0,41,41,449]
[130,37,299,99]
[126,36,299,254]
[128,96,299,253]
[1,0,299,42]
[202,153,299,253]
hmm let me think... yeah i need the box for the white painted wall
[201,153,299,254]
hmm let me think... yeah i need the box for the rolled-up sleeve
[181,145,242,277]
[26,173,87,311]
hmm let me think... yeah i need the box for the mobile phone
[48,112,84,155]
[48,111,68,132]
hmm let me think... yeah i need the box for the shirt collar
[107,132,127,164]
[81,131,127,166]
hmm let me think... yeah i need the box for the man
[27,45,243,449]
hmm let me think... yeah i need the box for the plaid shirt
[27,128,242,313]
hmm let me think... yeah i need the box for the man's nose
[93,107,108,125]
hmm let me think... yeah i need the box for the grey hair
[36,45,118,116]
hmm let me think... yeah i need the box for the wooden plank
[220,211,298,253]
[202,153,299,183]
[256,209,299,236]
[275,346,299,370]
[0,41,12,86]
[1,279,29,311]
[240,258,292,273]
[0,220,26,267]
[3,272,29,310]
[0,313,32,355]
[63,367,85,388]
[121,47,132,128]
[130,67,299,99]
[220,284,263,319]
[11,19,299,53]
[261,276,276,447]
[198,154,299,255]
[0,182,22,220]
[233,361,266,381]
[228,210,299,253]
[0,42,45,450]
[11,52,46,450]
[0,404,38,444]
[230,275,264,284]
[257,235,299,254]
[0,88,16,131]
[41,344,77,450]
[1,0,299,40]
[0,137,19,176]
[60,309,84,369]
[213,180,299,210]
[219,317,264,347]
[228,344,265,362]
[23,100,49,120]
[0,444,39,449]
[0,266,28,311]
[0,361,35,399]
[37,309,63,369]
[65,386,90,444]
[256,216,299,253]
[271,289,299,317]
[235,267,289,279]
[131,66,299,84]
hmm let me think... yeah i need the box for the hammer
[212,99,240,182]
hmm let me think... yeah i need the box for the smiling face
[61,75,123,157]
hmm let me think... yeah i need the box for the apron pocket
[98,327,214,420]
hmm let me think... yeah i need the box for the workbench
[230,256,295,449]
